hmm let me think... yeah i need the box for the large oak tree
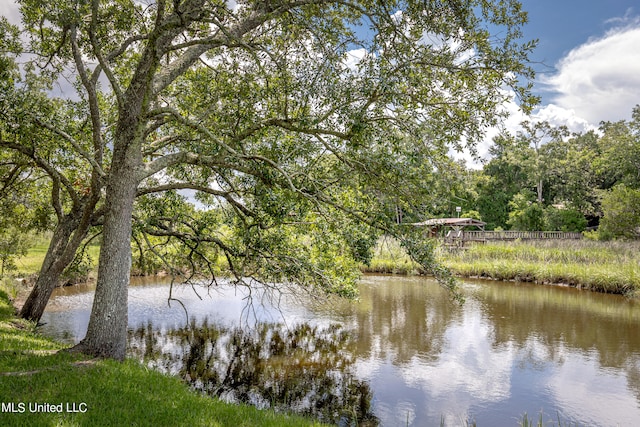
[4,0,535,359]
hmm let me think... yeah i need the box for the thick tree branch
[32,117,106,179]
[137,181,256,218]
[0,140,80,209]
[69,23,107,197]
[151,0,327,95]
[139,151,254,180]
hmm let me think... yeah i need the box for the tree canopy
[469,105,640,234]
[1,0,537,359]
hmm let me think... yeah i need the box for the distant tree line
[436,106,640,239]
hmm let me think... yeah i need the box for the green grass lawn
[12,240,100,278]
[0,290,326,427]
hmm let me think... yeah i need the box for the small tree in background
[599,184,640,240]
[507,190,544,231]
[543,206,587,232]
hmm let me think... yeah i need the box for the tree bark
[72,153,138,360]
[71,95,144,359]
[19,215,85,322]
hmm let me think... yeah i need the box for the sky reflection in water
[40,275,640,426]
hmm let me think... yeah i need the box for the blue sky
[523,0,636,70]
[517,0,639,126]
[454,0,640,163]
[2,0,638,142]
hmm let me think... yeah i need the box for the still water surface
[40,276,640,426]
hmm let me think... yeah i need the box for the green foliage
[365,237,418,275]
[507,190,544,231]
[462,209,482,221]
[599,184,640,240]
[473,109,640,234]
[507,197,587,232]
[60,250,94,286]
[0,227,30,277]
[0,17,21,86]
[582,229,600,241]
[542,132,601,214]
[543,206,587,232]
[400,232,463,303]
[0,277,20,301]
[475,131,537,230]
[595,112,640,190]
[0,200,33,277]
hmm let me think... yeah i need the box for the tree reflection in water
[129,320,378,426]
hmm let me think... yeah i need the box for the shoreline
[7,239,639,314]
[0,290,325,427]
[364,239,640,297]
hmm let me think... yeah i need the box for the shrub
[507,190,544,231]
[543,206,587,232]
[599,184,640,239]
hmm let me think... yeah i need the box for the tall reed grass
[443,240,640,296]
[363,237,640,296]
[364,236,419,275]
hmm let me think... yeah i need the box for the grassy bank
[364,238,640,297]
[7,235,640,300]
[0,291,324,427]
[444,240,640,296]
[365,236,419,275]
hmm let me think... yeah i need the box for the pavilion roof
[410,218,486,228]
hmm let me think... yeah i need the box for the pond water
[40,275,640,426]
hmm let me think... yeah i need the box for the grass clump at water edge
[362,236,419,275]
[518,411,584,427]
[0,290,326,427]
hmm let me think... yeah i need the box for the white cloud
[0,0,20,24]
[451,17,640,168]
[453,95,597,168]
[542,20,640,123]
[531,104,596,134]
[452,89,529,168]
[343,48,368,71]
[547,352,640,425]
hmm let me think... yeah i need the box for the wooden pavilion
[410,218,487,246]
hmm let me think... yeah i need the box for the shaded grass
[0,292,325,427]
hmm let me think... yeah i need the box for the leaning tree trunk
[72,144,139,360]
[20,215,84,322]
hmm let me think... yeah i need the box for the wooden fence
[456,230,583,242]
